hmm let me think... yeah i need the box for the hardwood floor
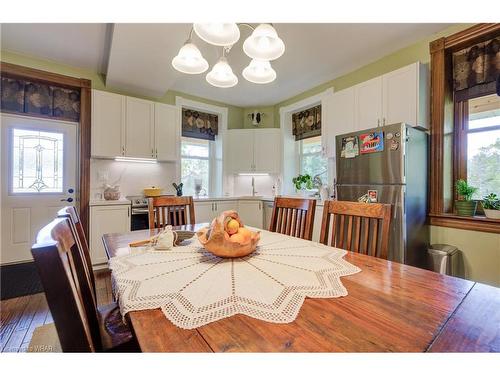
[0,270,113,352]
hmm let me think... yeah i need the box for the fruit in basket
[226,218,240,235]
[196,210,260,258]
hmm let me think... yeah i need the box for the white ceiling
[1,23,450,107]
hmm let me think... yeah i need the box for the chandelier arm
[187,25,195,42]
[237,23,255,33]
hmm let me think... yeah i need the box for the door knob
[68,188,74,194]
[60,197,74,203]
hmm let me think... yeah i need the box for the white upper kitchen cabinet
[91,90,125,158]
[125,97,155,158]
[154,103,180,161]
[382,62,428,128]
[238,200,263,229]
[253,129,281,174]
[226,129,280,174]
[355,76,383,130]
[324,87,356,158]
[226,129,256,173]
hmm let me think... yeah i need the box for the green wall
[0,49,244,129]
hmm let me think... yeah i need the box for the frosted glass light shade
[171,42,209,74]
[193,23,240,46]
[242,59,276,84]
[206,57,238,88]
[243,24,285,61]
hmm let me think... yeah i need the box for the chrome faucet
[252,176,258,197]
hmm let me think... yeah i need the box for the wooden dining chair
[57,206,95,295]
[31,217,139,352]
[148,196,195,229]
[269,197,317,240]
[319,200,392,259]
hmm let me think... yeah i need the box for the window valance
[292,104,321,141]
[181,108,218,141]
[452,36,500,92]
[1,77,80,121]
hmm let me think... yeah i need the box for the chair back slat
[31,218,98,352]
[269,197,316,240]
[320,200,392,259]
[148,196,195,229]
[57,206,95,294]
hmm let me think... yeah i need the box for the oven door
[131,208,149,231]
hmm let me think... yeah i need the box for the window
[12,128,63,193]
[466,95,500,200]
[181,137,210,197]
[299,136,327,185]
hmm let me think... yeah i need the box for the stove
[126,195,150,230]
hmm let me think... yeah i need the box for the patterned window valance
[1,77,80,121]
[292,104,321,141]
[452,36,500,92]
[182,108,218,141]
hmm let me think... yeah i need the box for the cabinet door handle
[383,117,386,126]
[377,119,380,127]
[122,146,125,155]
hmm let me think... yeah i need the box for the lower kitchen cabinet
[194,200,238,223]
[238,201,263,229]
[90,204,130,266]
[311,205,324,243]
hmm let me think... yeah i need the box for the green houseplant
[455,179,478,216]
[292,174,313,195]
[482,193,500,219]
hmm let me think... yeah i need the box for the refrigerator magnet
[341,136,359,158]
[368,190,378,203]
[389,140,399,151]
[360,131,384,154]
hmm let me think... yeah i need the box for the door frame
[0,62,91,236]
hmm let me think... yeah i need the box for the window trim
[429,23,500,234]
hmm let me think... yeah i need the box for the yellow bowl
[143,187,163,197]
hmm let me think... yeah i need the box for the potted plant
[292,174,313,196]
[455,179,478,216]
[482,193,500,219]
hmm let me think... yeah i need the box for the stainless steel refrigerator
[335,122,429,267]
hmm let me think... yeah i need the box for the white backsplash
[231,174,279,197]
[90,159,178,199]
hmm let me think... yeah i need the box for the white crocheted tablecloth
[109,229,361,329]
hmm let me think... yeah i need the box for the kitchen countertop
[90,198,131,206]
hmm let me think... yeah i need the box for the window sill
[428,213,500,234]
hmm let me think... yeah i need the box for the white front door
[1,114,77,264]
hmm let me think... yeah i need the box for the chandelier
[172,23,285,88]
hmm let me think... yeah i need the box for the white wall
[90,159,178,199]
[430,225,500,287]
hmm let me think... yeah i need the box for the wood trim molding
[429,38,446,215]
[429,214,500,234]
[0,62,91,89]
[0,62,92,237]
[444,23,500,50]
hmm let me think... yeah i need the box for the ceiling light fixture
[173,23,285,88]
[206,54,238,88]
[171,41,209,74]
[193,23,240,46]
[242,59,276,84]
[243,24,285,61]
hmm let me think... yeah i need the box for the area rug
[27,323,61,353]
[0,262,44,300]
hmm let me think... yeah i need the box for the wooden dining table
[103,224,500,352]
